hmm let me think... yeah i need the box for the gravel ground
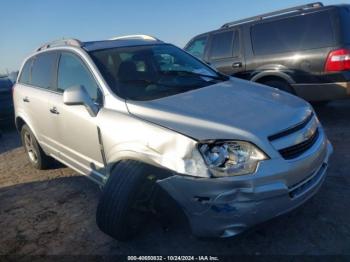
[0,100,349,256]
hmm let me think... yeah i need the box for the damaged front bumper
[157,130,333,238]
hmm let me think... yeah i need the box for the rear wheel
[21,124,51,169]
[96,160,160,241]
[262,80,294,94]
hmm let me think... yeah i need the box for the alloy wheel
[24,131,38,164]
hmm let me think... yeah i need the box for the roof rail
[109,34,159,41]
[36,38,83,52]
[221,2,324,28]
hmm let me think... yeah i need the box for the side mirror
[63,85,99,117]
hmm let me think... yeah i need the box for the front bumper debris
[157,130,333,237]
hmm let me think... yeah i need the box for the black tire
[263,80,294,94]
[96,160,159,241]
[21,124,51,170]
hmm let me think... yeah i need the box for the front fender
[104,134,210,181]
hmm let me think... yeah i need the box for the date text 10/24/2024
[127,256,220,261]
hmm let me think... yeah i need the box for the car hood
[126,78,312,142]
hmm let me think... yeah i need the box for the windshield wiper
[159,70,229,81]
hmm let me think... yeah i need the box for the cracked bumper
[157,130,333,238]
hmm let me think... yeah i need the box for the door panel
[46,51,105,178]
[16,85,53,149]
[209,57,244,75]
[17,52,58,155]
[48,93,104,175]
[27,88,52,151]
[207,29,245,76]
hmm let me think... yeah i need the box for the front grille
[268,112,314,141]
[279,128,319,160]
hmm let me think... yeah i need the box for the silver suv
[14,35,333,240]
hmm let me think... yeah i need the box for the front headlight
[199,141,268,177]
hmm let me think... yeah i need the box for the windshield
[89,44,228,100]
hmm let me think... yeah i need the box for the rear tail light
[325,49,350,72]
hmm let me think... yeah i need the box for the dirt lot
[0,100,350,256]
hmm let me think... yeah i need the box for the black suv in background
[185,2,350,102]
[0,77,14,122]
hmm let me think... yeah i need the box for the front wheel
[21,124,51,169]
[96,160,160,241]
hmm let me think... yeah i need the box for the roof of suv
[188,2,349,40]
[83,38,164,52]
[35,35,165,53]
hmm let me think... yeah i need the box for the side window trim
[30,51,59,91]
[185,34,209,60]
[56,51,104,105]
[18,57,34,85]
[232,30,241,58]
[19,52,58,91]
[208,29,239,61]
[27,58,34,85]
[250,10,335,55]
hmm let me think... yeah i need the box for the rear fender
[251,68,296,85]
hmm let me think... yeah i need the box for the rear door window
[251,11,335,55]
[18,58,33,85]
[209,30,237,60]
[185,36,208,59]
[31,52,57,89]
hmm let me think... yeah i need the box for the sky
[0,0,345,73]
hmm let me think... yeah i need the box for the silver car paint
[14,44,333,237]
[15,46,209,181]
[126,78,313,156]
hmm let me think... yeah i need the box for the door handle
[49,107,59,115]
[23,97,30,103]
[232,62,242,68]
